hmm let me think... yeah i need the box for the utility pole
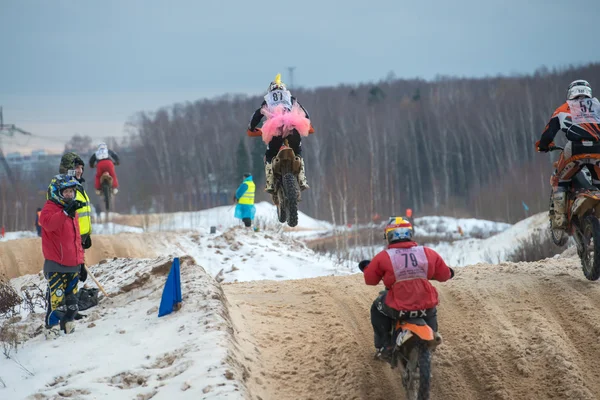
[0,106,34,232]
[287,66,296,89]
[0,106,33,186]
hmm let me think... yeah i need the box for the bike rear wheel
[102,181,111,214]
[405,342,432,400]
[282,173,298,227]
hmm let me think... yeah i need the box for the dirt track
[5,231,600,399]
[225,258,600,400]
[0,232,177,279]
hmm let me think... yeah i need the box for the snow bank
[1,256,245,399]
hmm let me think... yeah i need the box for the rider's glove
[358,259,371,272]
[535,140,552,153]
[63,200,78,218]
[79,264,88,282]
[82,235,92,249]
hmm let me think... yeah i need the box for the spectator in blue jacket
[233,173,256,228]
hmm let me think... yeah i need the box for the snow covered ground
[168,227,353,283]
[345,215,516,265]
[345,212,549,267]
[90,222,144,235]
[413,216,512,241]
[1,201,552,269]
[1,256,245,400]
[427,212,550,266]
[0,227,355,399]
[0,206,559,399]
[342,214,559,267]
[0,231,38,242]
[0,223,143,242]
[143,201,332,234]
[0,202,332,242]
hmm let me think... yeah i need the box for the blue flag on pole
[158,257,182,317]
[522,201,529,212]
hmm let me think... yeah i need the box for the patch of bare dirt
[225,256,600,400]
[0,232,179,279]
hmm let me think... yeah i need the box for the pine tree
[235,138,250,182]
[250,137,265,186]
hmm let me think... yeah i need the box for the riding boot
[298,158,310,191]
[552,191,568,229]
[264,163,275,194]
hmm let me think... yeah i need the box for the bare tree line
[1,63,599,231]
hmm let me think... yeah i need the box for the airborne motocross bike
[548,145,600,280]
[247,127,313,227]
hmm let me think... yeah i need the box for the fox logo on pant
[398,310,428,318]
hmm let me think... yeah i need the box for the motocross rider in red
[89,142,121,196]
[359,217,454,361]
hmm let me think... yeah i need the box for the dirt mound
[225,257,600,400]
[0,232,179,279]
[7,225,600,399]
[111,214,160,229]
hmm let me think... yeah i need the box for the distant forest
[2,63,600,231]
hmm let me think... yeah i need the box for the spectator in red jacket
[359,216,454,361]
[40,174,86,338]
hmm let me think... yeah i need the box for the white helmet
[567,80,592,100]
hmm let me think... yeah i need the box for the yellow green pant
[45,272,79,328]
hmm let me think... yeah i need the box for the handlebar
[536,140,564,153]
[358,260,371,272]
[247,128,263,137]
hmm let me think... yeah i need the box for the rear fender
[396,319,442,349]
[100,173,113,185]
[397,320,435,342]
[273,148,299,176]
[571,192,600,219]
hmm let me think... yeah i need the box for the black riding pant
[370,291,438,349]
[265,131,302,163]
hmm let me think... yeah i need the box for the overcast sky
[1,0,599,153]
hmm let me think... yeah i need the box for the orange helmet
[384,216,413,244]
